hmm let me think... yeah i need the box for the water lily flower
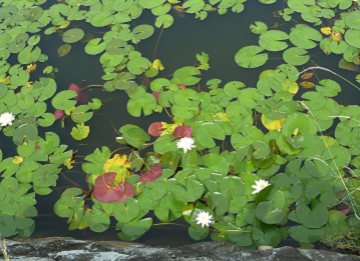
[176,137,196,154]
[0,112,15,127]
[252,179,270,194]
[195,211,214,228]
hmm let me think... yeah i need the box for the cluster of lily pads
[0,0,360,251]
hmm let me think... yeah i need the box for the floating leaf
[173,66,201,86]
[92,172,134,203]
[57,44,71,57]
[283,47,310,66]
[85,38,106,55]
[68,83,88,103]
[52,90,77,110]
[54,109,64,120]
[62,28,85,43]
[172,125,193,138]
[250,21,268,34]
[299,81,316,88]
[320,27,332,35]
[235,46,268,68]
[139,164,162,183]
[256,201,286,224]
[289,24,322,49]
[70,123,90,140]
[296,199,329,228]
[148,122,164,137]
[259,30,289,51]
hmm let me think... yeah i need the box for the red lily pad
[139,164,162,183]
[152,92,161,104]
[54,109,64,120]
[148,122,164,137]
[68,83,88,103]
[338,204,350,215]
[177,83,186,89]
[172,125,193,138]
[35,145,41,150]
[92,172,134,203]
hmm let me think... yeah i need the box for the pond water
[2,0,360,249]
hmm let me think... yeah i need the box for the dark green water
[5,0,358,247]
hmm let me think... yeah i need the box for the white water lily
[251,179,270,194]
[195,211,214,228]
[176,137,196,154]
[0,112,15,127]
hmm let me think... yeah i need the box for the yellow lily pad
[152,59,165,70]
[320,27,332,35]
[261,114,285,131]
[12,156,23,164]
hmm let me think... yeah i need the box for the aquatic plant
[0,0,359,251]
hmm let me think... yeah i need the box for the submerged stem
[153,25,165,61]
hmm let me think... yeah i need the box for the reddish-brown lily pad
[177,83,186,89]
[68,83,88,103]
[151,92,161,104]
[338,204,350,215]
[139,164,162,183]
[172,125,193,138]
[54,109,64,120]
[92,172,134,203]
[148,122,164,137]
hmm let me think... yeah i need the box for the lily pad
[57,44,71,57]
[283,47,310,66]
[259,30,289,51]
[235,46,268,68]
[51,90,77,110]
[62,28,84,43]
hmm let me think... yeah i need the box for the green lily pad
[259,30,289,51]
[138,0,165,9]
[0,216,16,237]
[70,123,90,140]
[118,218,152,240]
[283,47,310,66]
[296,199,328,228]
[282,113,317,137]
[33,164,59,187]
[127,57,150,75]
[250,21,268,34]
[173,66,201,86]
[38,113,56,127]
[18,46,41,64]
[255,201,286,224]
[85,38,106,55]
[51,90,77,110]
[315,79,341,97]
[155,14,174,28]
[235,45,268,68]
[288,0,315,12]
[328,0,352,9]
[132,24,155,41]
[196,123,225,148]
[0,158,19,178]
[289,24,322,49]
[58,44,71,57]
[89,213,110,232]
[127,93,157,117]
[17,140,36,158]
[13,124,38,146]
[62,28,84,43]
[15,204,37,229]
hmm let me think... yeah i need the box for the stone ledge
[0,237,359,261]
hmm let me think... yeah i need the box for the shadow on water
[9,0,360,248]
